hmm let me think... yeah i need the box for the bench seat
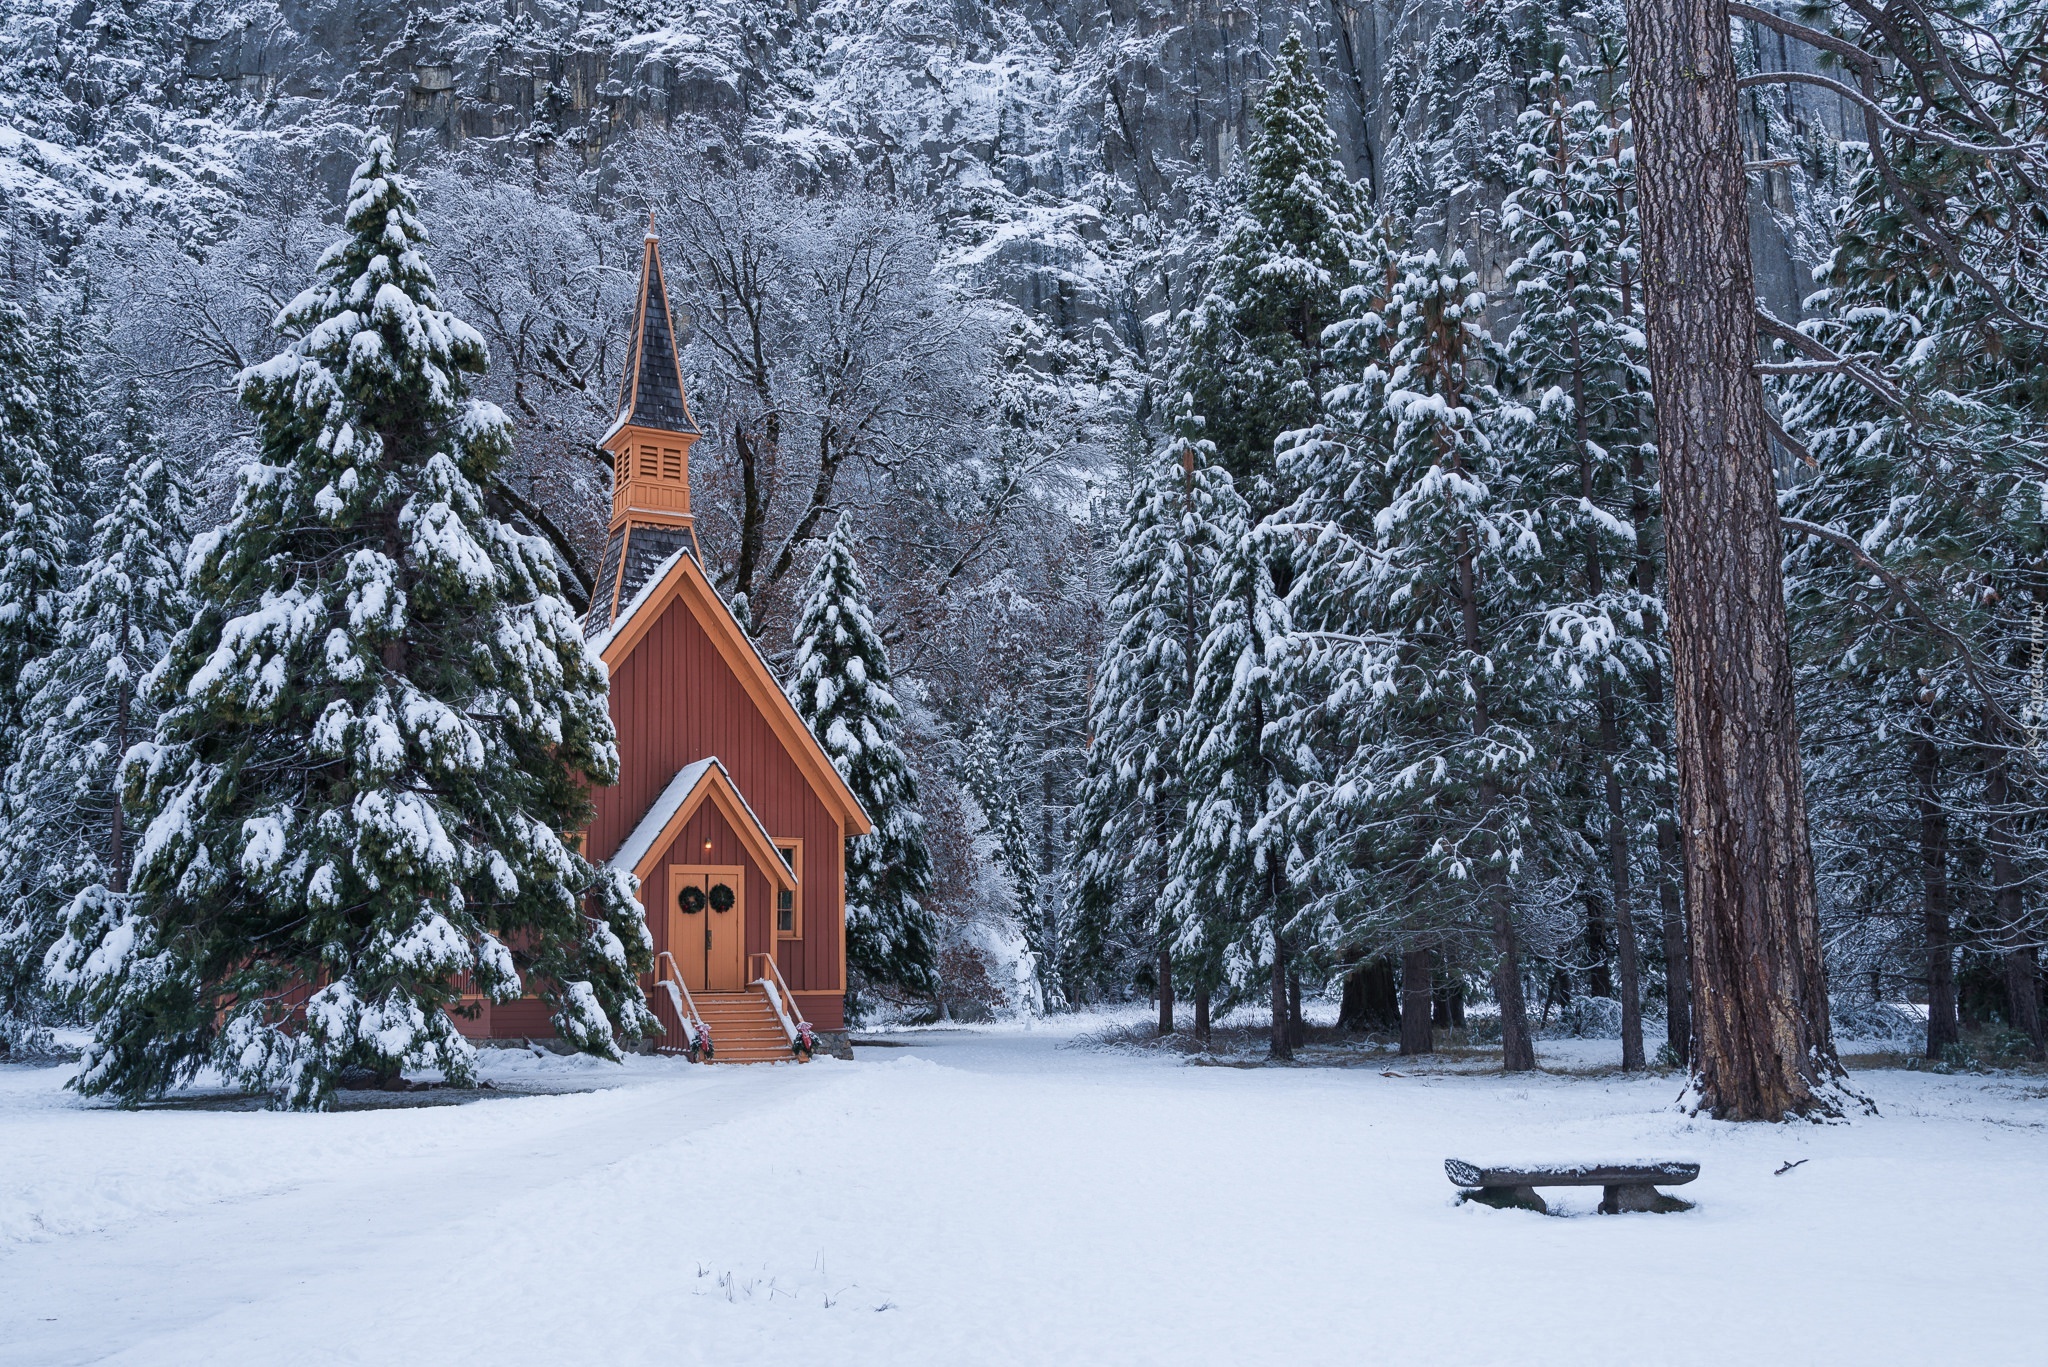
[1445,1158,1700,1214]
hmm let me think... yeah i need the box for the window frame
[773,838,803,939]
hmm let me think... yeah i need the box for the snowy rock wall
[2,1,1844,347]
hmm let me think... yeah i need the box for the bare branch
[1736,70,2034,154]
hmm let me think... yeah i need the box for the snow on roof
[609,757,715,876]
[584,548,687,659]
[606,756,794,882]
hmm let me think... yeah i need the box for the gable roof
[589,548,873,837]
[603,223,699,444]
[609,756,799,890]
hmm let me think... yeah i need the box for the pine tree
[786,515,938,1007]
[1073,436,1240,1032]
[1174,29,1367,515]
[1283,248,1546,1070]
[1,387,192,1017]
[0,300,65,771]
[1499,62,1666,1069]
[45,137,654,1109]
[1160,462,1300,1057]
[1775,0,2048,1062]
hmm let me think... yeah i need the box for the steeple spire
[588,216,702,633]
[612,217,699,441]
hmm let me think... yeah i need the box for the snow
[2,1026,2039,1365]
[607,756,792,887]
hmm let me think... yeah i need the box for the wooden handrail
[750,952,808,1047]
[655,951,708,1052]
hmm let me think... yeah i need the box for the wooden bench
[1445,1158,1700,1214]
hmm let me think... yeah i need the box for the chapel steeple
[588,217,703,632]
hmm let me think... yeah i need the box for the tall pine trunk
[1581,408,1643,1067]
[1400,948,1434,1055]
[1157,942,1175,1037]
[1911,734,1958,1059]
[1268,870,1291,1060]
[1985,756,2046,1060]
[109,604,131,896]
[1194,984,1211,1045]
[1600,723,1646,1070]
[1287,968,1304,1049]
[1627,0,1846,1117]
[1452,448,1534,1071]
[1631,431,1691,1065]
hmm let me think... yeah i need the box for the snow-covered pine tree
[0,386,192,1018]
[1266,211,1438,1043]
[45,136,654,1109]
[1499,62,1666,1069]
[786,515,939,1007]
[1160,461,1301,1057]
[1073,436,1241,1033]
[1291,248,1546,1071]
[1774,0,2048,1059]
[0,299,67,774]
[39,313,101,529]
[1174,28,1367,516]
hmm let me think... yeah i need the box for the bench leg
[1461,1184,1548,1213]
[1600,1183,1694,1214]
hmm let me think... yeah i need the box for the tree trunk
[1157,942,1174,1037]
[1287,968,1305,1049]
[1600,689,1646,1070]
[2004,949,2043,1058]
[1644,667,1692,1065]
[1338,957,1399,1031]
[1483,792,1537,1071]
[1911,734,1959,1060]
[1626,0,1848,1118]
[1194,984,1211,1045]
[1269,934,1286,1065]
[1584,893,1613,999]
[1399,948,1434,1055]
[109,611,131,896]
[1985,756,2046,1060]
[1623,161,1691,1072]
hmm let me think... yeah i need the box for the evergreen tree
[1776,0,2048,1059]
[0,387,192,1017]
[786,515,939,1007]
[1499,62,1666,1069]
[1282,248,1546,1070]
[1174,29,1367,515]
[1160,463,1299,1056]
[0,356,66,774]
[1073,436,1240,1030]
[45,136,653,1109]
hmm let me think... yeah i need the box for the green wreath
[677,885,707,914]
[708,882,737,912]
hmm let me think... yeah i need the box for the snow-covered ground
[2,1019,2040,1366]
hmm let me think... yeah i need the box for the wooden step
[681,990,802,1064]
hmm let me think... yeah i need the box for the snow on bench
[1445,1158,1700,1214]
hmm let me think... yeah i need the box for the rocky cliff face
[2,0,1840,354]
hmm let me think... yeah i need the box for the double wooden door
[668,865,747,992]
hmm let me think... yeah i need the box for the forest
[0,0,2044,1121]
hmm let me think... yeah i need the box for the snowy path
[2,1027,2040,1366]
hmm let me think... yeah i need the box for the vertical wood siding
[589,595,844,1002]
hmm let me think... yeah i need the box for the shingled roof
[609,219,699,440]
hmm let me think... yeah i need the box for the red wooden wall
[590,590,846,1028]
